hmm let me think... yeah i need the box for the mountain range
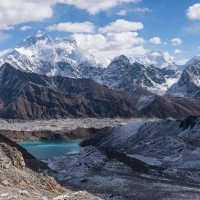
[0,31,183,94]
[0,32,200,119]
[1,63,200,119]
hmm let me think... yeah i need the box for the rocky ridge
[0,63,139,119]
[1,63,200,120]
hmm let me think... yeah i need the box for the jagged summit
[110,55,130,65]
[185,55,200,66]
[0,31,101,77]
[168,59,200,98]
[134,50,177,69]
[19,31,52,47]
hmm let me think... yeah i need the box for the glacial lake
[18,140,82,160]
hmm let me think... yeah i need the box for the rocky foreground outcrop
[0,142,67,199]
[0,137,102,200]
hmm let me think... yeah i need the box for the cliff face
[0,133,47,170]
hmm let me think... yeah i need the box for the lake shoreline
[18,140,83,160]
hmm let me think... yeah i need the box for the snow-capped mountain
[101,55,166,92]
[0,31,102,77]
[133,50,177,69]
[168,56,200,98]
[99,55,180,94]
[0,31,194,96]
[184,55,200,67]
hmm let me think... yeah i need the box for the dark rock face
[122,88,200,119]
[0,63,139,119]
[78,55,169,93]
[100,57,166,92]
[139,96,200,119]
[0,133,47,170]
[0,127,110,142]
[168,61,200,98]
[179,116,199,130]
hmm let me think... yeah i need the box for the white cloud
[47,22,95,33]
[133,7,152,13]
[187,3,200,20]
[45,18,146,60]
[62,0,141,15]
[171,38,182,46]
[72,31,146,60]
[116,7,151,16]
[0,0,57,30]
[0,0,141,29]
[20,26,32,31]
[116,10,127,16]
[174,49,182,54]
[99,19,144,33]
[149,37,161,45]
[106,31,145,47]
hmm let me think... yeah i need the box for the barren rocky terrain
[46,116,200,200]
[0,118,144,142]
[0,118,141,131]
[0,139,101,200]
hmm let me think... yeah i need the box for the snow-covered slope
[133,50,177,69]
[0,31,102,77]
[99,55,180,94]
[168,56,200,98]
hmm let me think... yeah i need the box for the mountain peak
[185,55,200,67]
[0,62,15,71]
[35,30,46,37]
[0,63,17,80]
[20,31,52,47]
[133,50,175,69]
[110,55,130,66]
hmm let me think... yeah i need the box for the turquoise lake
[19,140,82,160]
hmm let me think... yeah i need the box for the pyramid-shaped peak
[19,31,52,46]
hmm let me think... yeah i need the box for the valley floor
[0,118,156,142]
[0,118,147,132]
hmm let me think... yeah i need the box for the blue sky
[0,0,200,63]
